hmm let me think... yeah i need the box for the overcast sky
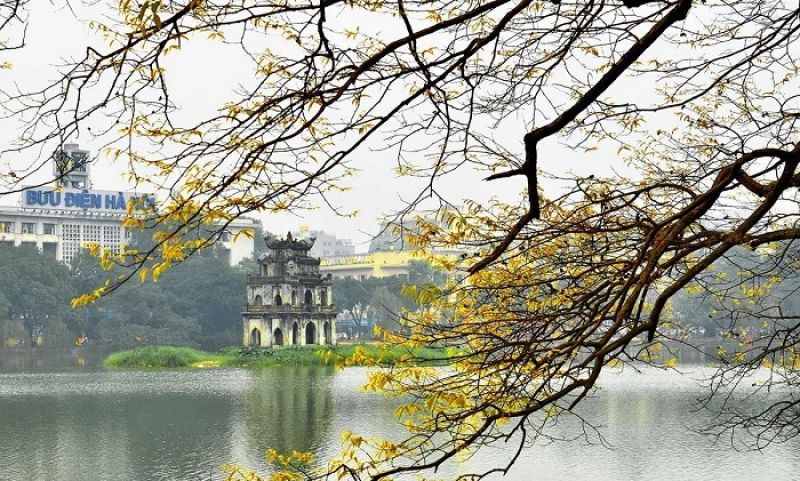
[0,1,619,252]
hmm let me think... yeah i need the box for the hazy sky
[0,1,615,252]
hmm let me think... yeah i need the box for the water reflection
[0,351,799,481]
[241,366,336,455]
[0,348,106,373]
[0,370,244,481]
[0,360,339,481]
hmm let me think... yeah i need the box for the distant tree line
[5,238,795,348]
[0,238,450,347]
[0,241,245,349]
[669,246,800,339]
[0,243,79,346]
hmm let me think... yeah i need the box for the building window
[62,224,82,264]
[220,231,232,242]
[82,224,101,244]
[103,225,122,255]
[0,221,13,233]
[43,223,56,235]
[21,223,36,234]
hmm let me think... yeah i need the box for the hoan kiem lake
[0,348,798,481]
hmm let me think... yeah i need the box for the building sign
[22,188,156,213]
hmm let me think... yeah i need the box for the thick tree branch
[477,0,691,275]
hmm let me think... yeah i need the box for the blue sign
[22,188,156,213]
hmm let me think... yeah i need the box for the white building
[0,145,256,266]
[293,226,355,258]
[0,206,256,266]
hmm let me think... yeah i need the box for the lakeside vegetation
[1,239,449,349]
[0,241,247,349]
[103,344,454,369]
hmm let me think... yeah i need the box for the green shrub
[104,346,213,368]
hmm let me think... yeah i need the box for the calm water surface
[0,349,797,481]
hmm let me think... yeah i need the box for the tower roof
[264,231,316,251]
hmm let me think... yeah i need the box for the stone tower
[242,232,336,347]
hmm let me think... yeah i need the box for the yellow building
[320,249,465,280]
[320,251,422,280]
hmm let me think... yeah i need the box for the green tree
[369,285,403,333]
[3,0,800,477]
[407,260,448,287]
[333,277,375,335]
[158,247,245,348]
[334,274,428,337]
[0,244,78,344]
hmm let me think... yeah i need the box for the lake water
[0,349,797,481]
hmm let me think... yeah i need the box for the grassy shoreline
[103,344,452,369]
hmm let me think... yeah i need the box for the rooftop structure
[54,143,92,190]
[367,213,441,253]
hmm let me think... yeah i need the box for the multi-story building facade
[0,206,130,263]
[0,145,256,266]
[0,206,256,266]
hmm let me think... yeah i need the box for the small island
[103,344,452,369]
[102,231,452,369]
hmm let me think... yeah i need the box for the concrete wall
[221,222,256,265]
[320,251,420,279]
